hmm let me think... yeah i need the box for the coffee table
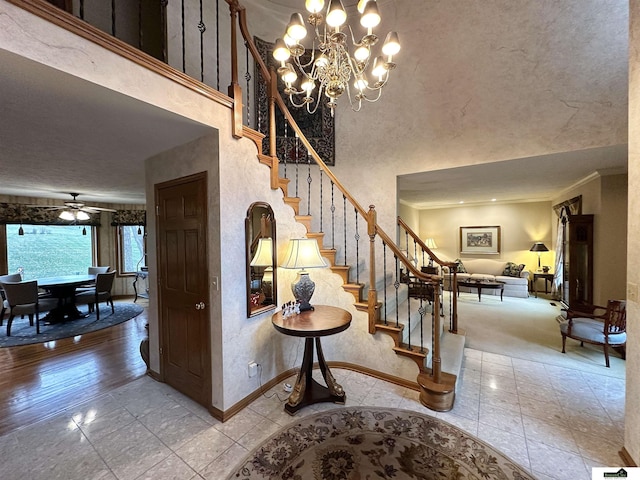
[457,279,505,302]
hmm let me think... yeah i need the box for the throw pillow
[454,258,467,273]
[503,261,524,277]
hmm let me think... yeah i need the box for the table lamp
[250,237,274,300]
[281,238,327,311]
[424,238,438,267]
[529,242,548,269]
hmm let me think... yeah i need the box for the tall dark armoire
[560,214,594,310]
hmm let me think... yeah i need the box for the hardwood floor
[0,299,148,437]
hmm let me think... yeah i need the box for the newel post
[367,205,378,334]
[227,0,243,139]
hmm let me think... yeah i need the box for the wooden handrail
[397,217,457,270]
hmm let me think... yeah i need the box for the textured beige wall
[551,173,628,306]
[627,0,640,465]
[417,202,553,272]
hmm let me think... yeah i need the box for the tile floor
[0,348,625,480]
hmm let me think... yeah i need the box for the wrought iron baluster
[111,0,116,36]
[283,119,288,179]
[407,277,411,349]
[199,0,206,82]
[138,0,142,50]
[383,240,388,324]
[306,151,312,216]
[181,0,186,73]
[245,43,251,125]
[342,195,347,266]
[354,207,360,284]
[394,255,400,328]
[294,135,300,197]
[216,0,220,90]
[330,182,335,249]
[418,296,426,353]
[319,170,324,232]
[80,0,85,20]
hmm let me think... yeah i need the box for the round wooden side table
[272,305,352,415]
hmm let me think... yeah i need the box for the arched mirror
[246,202,277,317]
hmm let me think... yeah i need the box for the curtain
[0,203,100,226]
[110,210,146,226]
[550,196,581,298]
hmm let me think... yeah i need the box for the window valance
[552,195,582,218]
[110,210,146,226]
[0,203,101,226]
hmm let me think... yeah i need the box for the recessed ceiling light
[491,198,497,202]
[459,201,464,204]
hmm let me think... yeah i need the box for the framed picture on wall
[459,226,501,254]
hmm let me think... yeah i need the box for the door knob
[195,302,205,310]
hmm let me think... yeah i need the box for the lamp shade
[529,242,549,252]
[424,238,438,249]
[250,238,273,267]
[281,238,327,312]
[281,238,327,270]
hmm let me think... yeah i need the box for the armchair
[559,300,626,368]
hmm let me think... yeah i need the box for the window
[6,224,94,280]
[117,225,145,274]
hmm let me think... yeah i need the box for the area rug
[0,303,143,347]
[227,406,535,479]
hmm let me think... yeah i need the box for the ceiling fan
[30,193,116,221]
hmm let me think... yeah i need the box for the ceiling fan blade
[24,204,67,209]
[80,206,117,213]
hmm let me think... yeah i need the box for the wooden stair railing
[397,217,460,334]
[226,0,457,410]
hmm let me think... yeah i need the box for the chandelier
[272,0,400,115]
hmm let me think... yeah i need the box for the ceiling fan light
[59,211,75,221]
[76,211,90,221]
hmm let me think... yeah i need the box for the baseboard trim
[619,447,637,467]
[205,362,419,423]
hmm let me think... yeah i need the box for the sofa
[443,258,530,298]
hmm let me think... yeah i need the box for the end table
[272,305,351,415]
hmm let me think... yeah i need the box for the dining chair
[559,299,627,367]
[1,280,59,336]
[88,266,110,275]
[0,273,22,326]
[74,271,116,320]
[76,266,112,292]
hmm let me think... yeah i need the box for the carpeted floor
[0,302,143,347]
[456,292,625,377]
[227,406,536,479]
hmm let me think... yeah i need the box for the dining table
[37,274,96,324]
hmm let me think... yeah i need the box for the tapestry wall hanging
[254,37,336,166]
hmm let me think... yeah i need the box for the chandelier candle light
[272,0,400,115]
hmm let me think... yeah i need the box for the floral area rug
[0,303,143,347]
[228,406,535,479]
